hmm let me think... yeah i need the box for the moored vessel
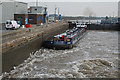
[43,23,87,49]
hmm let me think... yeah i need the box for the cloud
[16,0,120,2]
[83,7,96,17]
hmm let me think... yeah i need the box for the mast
[58,8,59,16]
[54,5,57,22]
[36,0,38,6]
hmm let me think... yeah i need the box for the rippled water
[1,30,119,78]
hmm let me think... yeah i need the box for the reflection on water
[1,30,119,78]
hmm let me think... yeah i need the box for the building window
[35,9,37,11]
[17,17,22,20]
[29,16,33,21]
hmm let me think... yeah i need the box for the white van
[6,20,20,30]
[76,23,87,28]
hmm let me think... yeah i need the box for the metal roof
[0,0,27,4]
[30,6,45,8]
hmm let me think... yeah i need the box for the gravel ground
[1,30,119,78]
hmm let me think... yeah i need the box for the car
[6,20,20,30]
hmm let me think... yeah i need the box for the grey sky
[28,2,118,17]
[16,0,120,2]
[3,0,119,17]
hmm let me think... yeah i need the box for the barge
[43,23,87,49]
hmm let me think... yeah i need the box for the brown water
[1,30,119,78]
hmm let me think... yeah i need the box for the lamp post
[36,0,38,6]
[54,5,57,22]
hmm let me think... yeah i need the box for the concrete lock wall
[2,23,69,73]
[69,23,120,31]
[87,24,120,31]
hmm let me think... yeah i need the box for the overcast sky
[4,0,120,17]
[16,0,120,2]
[28,2,118,17]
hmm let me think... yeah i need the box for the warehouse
[0,0,27,23]
[118,1,120,23]
[0,2,2,24]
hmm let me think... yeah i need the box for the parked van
[76,23,87,28]
[6,20,20,30]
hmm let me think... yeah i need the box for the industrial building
[28,14,43,24]
[28,6,47,24]
[14,6,48,25]
[14,14,28,26]
[0,1,2,24]
[118,1,120,23]
[0,0,27,23]
[29,6,47,14]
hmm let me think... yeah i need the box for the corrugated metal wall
[118,1,120,23]
[0,1,27,23]
[2,2,14,23]
[14,2,27,14]
[0,3,2,23]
